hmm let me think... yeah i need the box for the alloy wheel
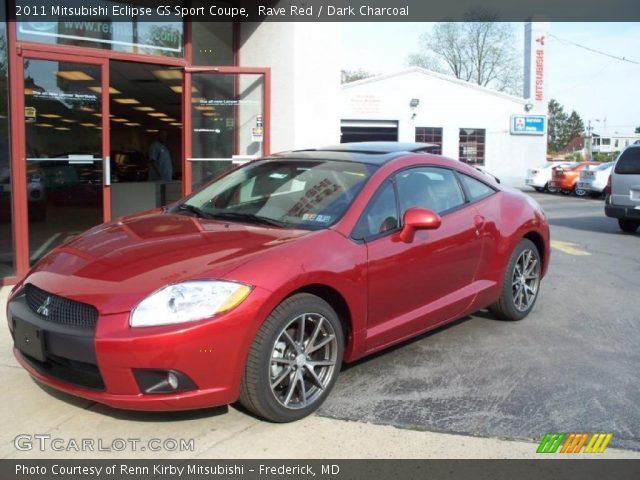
[511,249,540,312]
[269,313,338,410]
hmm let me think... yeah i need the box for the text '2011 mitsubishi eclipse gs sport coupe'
[7,143,550,422]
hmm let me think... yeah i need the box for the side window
[458,173,495,202]
[396,167,465,214]
[352,181,399,240]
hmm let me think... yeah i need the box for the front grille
[21,352,105,391]
[24,284,98,329]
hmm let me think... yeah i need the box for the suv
[605,145,640,232]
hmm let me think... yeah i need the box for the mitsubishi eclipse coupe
[7,142,550,422]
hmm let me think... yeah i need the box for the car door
[354,166,483,352]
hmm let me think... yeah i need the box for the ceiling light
[88,86,121,94]
[146,129,159,133]
[80,122,98,127]
[170,122,182,126]
[54,127,71,131]
[39,113,62,118]
[125,122,141,126]
[152,69,183,80]
[111,118,129,123]
[35,123,53,127]
[134,106,155,112]
[60,119,77,123]
[160,117,176,122]
[113,98,140,104]
[169,85,198,94]
[195,105,215,111]
[56,71,95,81]
[78,106,95,112]
[148,112,167,117]
[92,113,102,118]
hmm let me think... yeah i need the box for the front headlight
[130,280,252,328]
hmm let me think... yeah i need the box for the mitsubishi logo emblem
[536,36,545,46]
[37,296,51,317]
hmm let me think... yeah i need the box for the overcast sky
[342,22,640,135]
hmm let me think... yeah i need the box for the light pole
[586,119,601,161]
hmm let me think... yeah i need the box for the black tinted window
[615,148,640,175]
[459,174,495,202]
[396,167,465,214]
[352,181,399,240]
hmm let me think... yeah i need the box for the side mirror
[396,207,441,243]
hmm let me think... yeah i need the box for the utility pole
[586,120,593,161]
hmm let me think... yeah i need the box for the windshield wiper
[176,203,214,219]
[210,211,287,228]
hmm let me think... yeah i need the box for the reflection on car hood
[24,210,311,314]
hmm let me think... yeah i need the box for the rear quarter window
[614,148,640,175]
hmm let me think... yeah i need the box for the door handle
[474,215,485,229]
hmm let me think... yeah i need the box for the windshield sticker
[302,213,332,223]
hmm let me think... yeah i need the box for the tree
[563,111,585,145]
[635,126,640,134]
[407,8,522,95]
[547,99,568,152]
[341,69,374,84]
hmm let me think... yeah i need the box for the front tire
[239,293,344,422]
[618,220,640,233]
[489,239,542,321]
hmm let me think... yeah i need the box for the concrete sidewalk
[2,286,638,459]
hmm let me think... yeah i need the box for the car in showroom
[605,144,640,233]
[549,161,600,196]
[577,161,614,198]
[525,161,572,193]
[7,142,550,422]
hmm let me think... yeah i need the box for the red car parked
[7,143,550,422]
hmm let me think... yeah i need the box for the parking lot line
[550,240,591,256]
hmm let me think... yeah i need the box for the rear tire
[618,220,640,233]
[239,293,343,422]
[547,184,559,194]
[489,239,542,321]
[574,185,588,197]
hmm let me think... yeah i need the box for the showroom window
[459,128,486,165]
[17,5,184,58]
[415,127,443,154]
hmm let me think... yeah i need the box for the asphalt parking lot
[1,190,638,458]
[320,190,640,451]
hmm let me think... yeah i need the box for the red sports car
[7,143,550,422]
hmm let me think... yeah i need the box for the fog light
[167,372,179,390]
[133,369,197,394]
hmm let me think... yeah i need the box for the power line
[549,34,640,65]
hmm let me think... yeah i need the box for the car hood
[22,210,311,314]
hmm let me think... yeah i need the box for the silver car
[577,161,614,197]
[605,145,640,232]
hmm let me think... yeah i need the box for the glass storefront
[2,13,269,281]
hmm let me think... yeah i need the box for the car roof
[269,142,438,166]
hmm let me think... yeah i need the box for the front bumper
[8,287,272,411]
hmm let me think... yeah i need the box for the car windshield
[175,159,376,230]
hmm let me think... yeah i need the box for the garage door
[341,120,398,143]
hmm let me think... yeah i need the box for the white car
[525,162,572,193]
[577,161,614,197]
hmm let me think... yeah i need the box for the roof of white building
[341,66,528,105]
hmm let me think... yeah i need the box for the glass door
[187,68,269,191]
[23,56,109,264]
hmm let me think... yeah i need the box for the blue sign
[511,115,546,135]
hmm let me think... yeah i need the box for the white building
[340,22,550,186]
